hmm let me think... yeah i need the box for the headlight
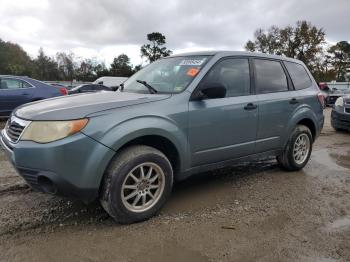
[335,97,344,107]
[21,119,88,143]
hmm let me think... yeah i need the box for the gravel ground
[0,109,349,262]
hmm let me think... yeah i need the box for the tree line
[1,21,349,82]
[245,21,350,82]
[0,32,172,82]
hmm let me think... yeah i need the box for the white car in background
[93,76,128,88]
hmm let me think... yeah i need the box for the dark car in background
[325,84,350,106]
[0,75,67,118]
[68,84,111,94]
[331,95,350,131]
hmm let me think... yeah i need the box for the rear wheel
[277,125,312,171]
[100,145,173,224]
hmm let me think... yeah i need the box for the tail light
[59,88,68,95]
[317,92,325,109]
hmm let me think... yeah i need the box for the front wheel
[277,125,312,171]
[100,145,173,224]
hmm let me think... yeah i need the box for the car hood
[15,91,171,121]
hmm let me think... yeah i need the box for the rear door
[0,78,35,116]
[188,57,258,166]
[254,58,297,152]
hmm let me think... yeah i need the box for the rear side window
[0,78,32,89]
[200,58,250,97]
[254,59,288,94]
[284,61,312,90]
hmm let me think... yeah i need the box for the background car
[0,75,67,118]
[325,84,350,106]
[68,84,111,94]
[331,95,350,131]
[93,76,128,87]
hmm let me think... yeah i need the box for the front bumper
[331,109,350,131]
[0,130,115,203]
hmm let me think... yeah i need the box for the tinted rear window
[254,59,288,94]
[285,61,312,90]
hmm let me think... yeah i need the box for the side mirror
[192,82,226,100]
[98,81,103,85]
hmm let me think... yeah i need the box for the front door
[0,78,34,116]
[188,58,258,167]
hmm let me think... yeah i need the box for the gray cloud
[0,0,349,60]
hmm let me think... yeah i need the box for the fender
[283,104,318,147]
[83,114,189,172]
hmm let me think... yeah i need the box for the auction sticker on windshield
[179,58,207,66]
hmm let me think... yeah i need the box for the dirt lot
[0,109,349,262]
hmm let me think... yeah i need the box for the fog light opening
[37,176,57,194]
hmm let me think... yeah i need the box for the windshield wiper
[136,80,158,94]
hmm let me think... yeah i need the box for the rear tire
[100,145,173,224]
[277,125,312,171]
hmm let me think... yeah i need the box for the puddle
[326,217,350,232]
[311,149,349,172]
[329,151,350,169]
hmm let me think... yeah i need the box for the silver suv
[1,51,324,224]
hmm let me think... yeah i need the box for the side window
[1,79,22,89]
[284,61,312,90]
[81,85,92,91]
[254,59,288,94]
[0,78,32,89]
[95,85,105,91]
[200,58,250,97]
[22,81,32,88]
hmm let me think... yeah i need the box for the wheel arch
[116,134,182,177]
[94,115,189,180]
[285,106,319,146]
[296,118,316,141]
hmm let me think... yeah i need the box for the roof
[170,50,303,64]
[0,75,29,78]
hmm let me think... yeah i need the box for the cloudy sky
[0,0,349,66]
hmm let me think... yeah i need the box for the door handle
[244,103,258,110]
[289,98,299,104]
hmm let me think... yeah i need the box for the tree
[140,32,172,62]
[110,54,133,76]
[0,38,33,76]
[245,21,326,72]
[328,41,350,81]
[133,64,143,73]
[33,48,59,80]
[75,58,95,82]
[56,52,77,82]
[94,62,109,78]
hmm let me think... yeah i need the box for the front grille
[5,116,30,143]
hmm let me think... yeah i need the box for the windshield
[122,56,211,94]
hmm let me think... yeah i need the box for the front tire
[100,145,173,224]
[277,125,312,171]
